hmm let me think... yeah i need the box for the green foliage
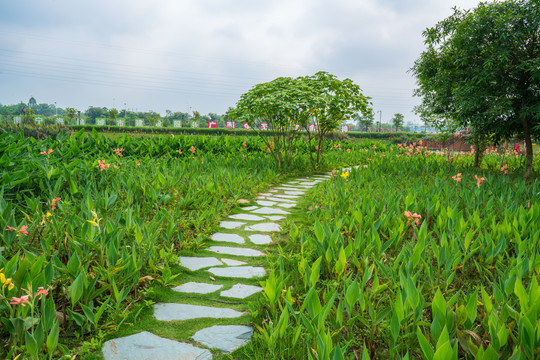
[392,113,404,131]
[411,0,540,177]
[245,144,539,359]
[232,71,371,168]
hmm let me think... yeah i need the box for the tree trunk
[473,139,485,168]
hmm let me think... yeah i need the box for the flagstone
[219,221,245,229]
[265,196,296,203]
[221,284,263,299]
[172,282,223,294]
[193,325,253,353]
[154,303,243,321]
[282,190,305,195]
[180,256,223,271]
[211,233,245,244]
[248,234,273,245]
[276,203,297,209]
[245,223,281,232]
[207,246,265,257]
[207,266,266,278]
[256,200,277,206]
[242,206,259,211]
[273,194,300,199]
[250,207,290,215]
[102,331,212,360]
[221,258,247,266]
[265,215,285,221]
[228,213,265,221]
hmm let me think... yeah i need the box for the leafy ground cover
[241,143,539,359]
[0,129,366,359]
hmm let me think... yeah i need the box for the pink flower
[474,175,485,188]
[5,226,16,232]
[18,226,29,236]
[51,197,61,211]
[404,211,422,226]
[10,295,30,306]
[176,149,182,155]
[190,146,196,154]
[347,149,351,153]
[98,160,110,171]
[40,149,54,155]
[113,148,124,157]
[243,141,247,148]
[137,162,141,166]
[452,173,462,182]
[35,287,48,300]
[501,164,508,174]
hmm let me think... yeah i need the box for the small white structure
[35,117,43,125]
[136,119,143,127]
[13,116,21,124]
[174,120,181,128]
[56,118,64,125]
[156,120,162,127]
[97,118,105,126]
[117,119,124,127]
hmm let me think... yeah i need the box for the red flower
[10,295,30,306]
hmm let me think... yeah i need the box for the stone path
[102,174,332,359]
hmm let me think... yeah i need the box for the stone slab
[102,331,212,360]
[221,284,263,299]
[242,206,259,211]
[219,221,245,229]
[193,325,253,353]
[172,282,223,294]
[256,200,277,206]
[282,190,305,195]
[259,192,272,196]
[248,234,273,245]
[265,196,296,203]
[180,256,223,271]
[250,207,290,215]
[211,233,245,244]
[245,223,281,232]
[276,203,296,209]
[275,185,305,190]
[207,266,266,278]
[228,213,265,221]
[265,215,285,221]
[154,303,243,321]
[207,246,265,257]
[221,258,247,266]
[268,189,278,192]
[273,194,300,199]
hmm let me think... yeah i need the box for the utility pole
[376,110,382,132]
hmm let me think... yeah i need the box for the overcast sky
[0,0,481,124]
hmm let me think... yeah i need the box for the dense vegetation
[243,144,539,359]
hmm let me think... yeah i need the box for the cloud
[0,0,482,122]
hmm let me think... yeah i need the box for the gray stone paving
[207,246,265,257]
[228,213,265,221]
[180,256,223,271]
[248,234,273,245]
[211,233,245,244]
[193,325,253,353]
[221,284,263,299]
[103,172,340,358]
[154,303,244,321]
[172,282,223,294]
[207,266,267,278]
[245,223,281,232]
[102,332,212,360]
[219,221,245,229]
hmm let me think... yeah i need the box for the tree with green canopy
[411,0,539,177]
[391,113,404,132]
[231,72,371,168]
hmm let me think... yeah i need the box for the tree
[391,113,404,131]
[65,107,77,124]
[28,97,37,109]
[231,72,371,168]
[357,112,374,131]
[107,108,119,125]
[411,0,540,177]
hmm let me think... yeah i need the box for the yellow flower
[46,211,53,217]
[87,210,101,228]
[0,272,14,290]
[340,172,350,179]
